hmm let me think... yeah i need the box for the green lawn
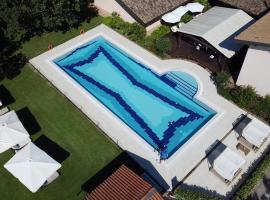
[20,16,103,58]
[0,16,121,200]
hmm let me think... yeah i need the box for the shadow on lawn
[0,85,15,106]
[17,107,41,136]
[34,135,70,164]
[80,151,167,195]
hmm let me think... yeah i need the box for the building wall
[237,45,270,96]
[95,0,136,23]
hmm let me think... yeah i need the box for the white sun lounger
[243,119,270,148]
[213,147,246,183]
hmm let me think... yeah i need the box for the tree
[0,0,96,79]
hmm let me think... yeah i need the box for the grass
[0,16,121,200]
[20,16,103,58]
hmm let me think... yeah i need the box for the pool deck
[29,25,265,197]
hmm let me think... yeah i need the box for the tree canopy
[0,0,96,79]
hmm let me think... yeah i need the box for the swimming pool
[54,37,215,158]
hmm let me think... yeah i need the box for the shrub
[181,13,193,23]
[234,152,270,200]
[196,0,212,11]
[155,37,171,56]
[103,13,171,57]
[150,25,170,39]
[255,96,270,122]
[230,86,258,109]
[103,12,146,42]
[175,188,218,200]
[140,25,170,55]
[213,72,232,99]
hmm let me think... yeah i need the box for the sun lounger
[237,116,270,150]
[209,146,245,183]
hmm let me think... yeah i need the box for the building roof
[178,7,254,58]
[235,12,270,46]
[116,0,190,25]
[217,0,270,17]
[85,165,163,200]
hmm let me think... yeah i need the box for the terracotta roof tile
[85,165,163,200]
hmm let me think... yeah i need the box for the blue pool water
[54,37,216,158]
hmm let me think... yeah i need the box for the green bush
[234,152,270,200]
[103,13,171,57]
[181,13,193,23]
[175,188,218,200]
[213,72,232,99]
[196,0,212,11]
[103,12,146,42]
[155,37,171,56]
[255,96,270,122]
[150,25,170,39]
[230,86,258,109]
[140,25,170,55]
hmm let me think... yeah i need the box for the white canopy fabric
[213,147,245,181]
[186,3,205,13]
[162,6,188,23]
[0,111,30,153]
[4,142,61,193]
[243,120,270,147]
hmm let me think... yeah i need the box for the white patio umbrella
[162,6,189,23]
[4,142,61,193]
[0,110,30,153]
[186,2,205,13]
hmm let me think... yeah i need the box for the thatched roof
[116,0,190,25]
[235,12,270,46]
[217,0,270,17]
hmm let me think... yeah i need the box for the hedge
[234,152,270,200]
[103,13,171,57]
[175,188,219,200]
[214,72,270,199]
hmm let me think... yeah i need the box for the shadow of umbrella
[0,85,15,106]
[34,135,70,164]
[16,107,41,136]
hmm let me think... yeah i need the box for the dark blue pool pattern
[54,37,216,158]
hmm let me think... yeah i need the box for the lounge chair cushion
[243,121,270,147]
[213,148,245,181]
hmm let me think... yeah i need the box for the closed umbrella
[4,142,61,193]
[0,110,30,153]
[186,2,205,13]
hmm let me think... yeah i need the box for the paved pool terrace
[30,25,246,193]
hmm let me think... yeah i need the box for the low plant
[175,188,218,200]
[155,37,171,56]
[104,13,171,57]
[103,12,146,42]
[196,0,212,11]
[234,151,270,200]
[181,13,193,23]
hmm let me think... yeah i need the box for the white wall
[95,0,136,23]
[237,45,270,96]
